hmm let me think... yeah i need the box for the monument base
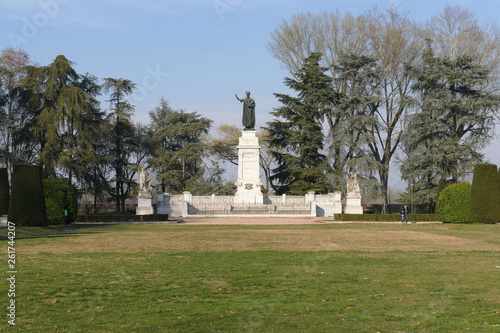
[234,130,264,205]
[344,196,363,214]
[234,183,264,205]
[136,195,154,215]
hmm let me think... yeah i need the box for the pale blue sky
[1,0,499,177]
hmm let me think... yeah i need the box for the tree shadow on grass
[0,223,116,241]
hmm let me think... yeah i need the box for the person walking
[400,205,409,223]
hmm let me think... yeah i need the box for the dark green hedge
[436,183,471,223]
[8,165,48,226]
[469,164,500,224]
[43,178,79,225]
[332,214,439,222]
[76,214,169,223]
[0,168,9,216]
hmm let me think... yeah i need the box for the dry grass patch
[16,223,500,254]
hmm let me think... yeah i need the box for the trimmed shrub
[436,183,471,223]
[332,214,439,222]
[43,178,79,224]
[8,165,48,226]
[0,168,9,215]
[469,164,500,224]
[76,214,169,223]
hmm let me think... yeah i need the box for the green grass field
[2,223,499,332]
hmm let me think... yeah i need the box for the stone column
[234,130,263,205]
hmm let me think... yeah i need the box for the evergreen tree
[402,48,500,211]
[266,53,336,195]
[149,98,212,194]
[103,78,136,212]
[22,55,102,180]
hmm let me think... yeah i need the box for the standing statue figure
[235,91,255,130]
[139,167,151,196]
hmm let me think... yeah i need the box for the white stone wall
[157,192,343,217]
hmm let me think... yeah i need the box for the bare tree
[425,4,500,92]
[362,8,425,212]
[0,48,36,172]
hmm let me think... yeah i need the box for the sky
[1,0,499,185]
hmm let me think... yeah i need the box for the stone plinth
[0,215,7,226]
[136,194,154,215]
[234,130,263,205]
[156,192,172,215]
[344,196,363,214]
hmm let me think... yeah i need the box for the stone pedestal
[136,194,154,215]
[156,192,171,215]
[0,215,7,226]
[344,196,363,214]
[234,130,263,205]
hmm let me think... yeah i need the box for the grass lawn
[1,222,499,332]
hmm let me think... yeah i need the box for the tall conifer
[266,53,336,195]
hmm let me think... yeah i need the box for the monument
[235,91,255,130]
[344,171,363,214]
[234,91,263,205]
[136,167,154,215]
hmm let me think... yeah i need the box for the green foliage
[76,214,169,223]
[0,168,9,215]
[402,49,500,210]
[8,165,47,226]
[13,224,498,332]
[103,77,137,212]
[469,164,500,223]
[267,53,334,195]
[149,98,212,193]
[436,183,471,223]
[24,55,102,178]
[43,178,78,224]
[333,213,438,222]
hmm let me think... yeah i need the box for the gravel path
[178,217,329,225]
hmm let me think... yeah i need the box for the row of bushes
[76,214,169,223]
[333,214,439,222]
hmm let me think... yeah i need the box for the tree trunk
[379,167,389,214]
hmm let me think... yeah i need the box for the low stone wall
[157,191,342,217]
